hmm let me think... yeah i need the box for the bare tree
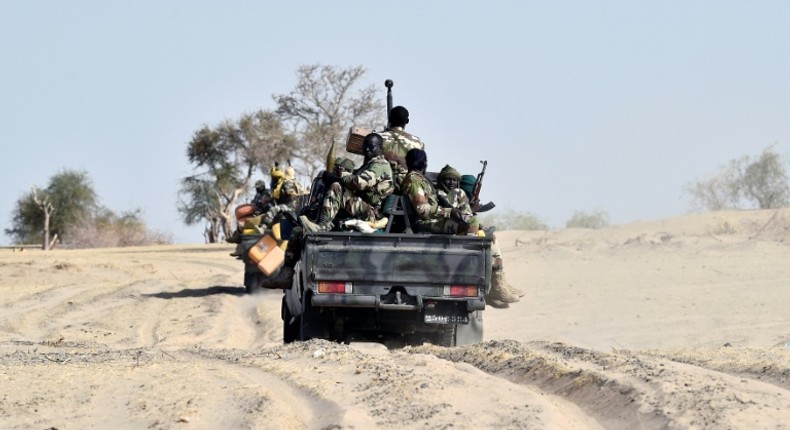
[273,64,385,179]
[31,187,55,250]
[7,170,165,249]
[7,170,96,248]
[685,158,744,211]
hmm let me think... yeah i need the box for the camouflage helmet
[254,180,267,190]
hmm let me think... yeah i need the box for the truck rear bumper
[311,294,485,312]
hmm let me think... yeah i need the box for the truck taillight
[444,285,478,297]
[317,281,352,294]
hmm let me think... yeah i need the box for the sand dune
[2,209,789,429]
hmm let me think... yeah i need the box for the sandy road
[3,211,790,429]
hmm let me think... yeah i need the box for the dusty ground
[2,209,790,429]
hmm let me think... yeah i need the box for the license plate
[424,313,469,325]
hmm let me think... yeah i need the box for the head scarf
[437,165,461,181]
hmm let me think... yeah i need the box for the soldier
[251,180,274,216]
[403,152,519,308]
[271,164,302,211]
[228,179,273,255]
[265,133,394,289]
[379,106,424,191]
[436,165,479,235]
[401,149,469,235]
[259,164,305,227]
[438,164,523,307]
[302,157,357,221]
[300,133,394,232]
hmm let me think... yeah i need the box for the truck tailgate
[304,232,491,286]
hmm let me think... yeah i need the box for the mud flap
[455,311,484,346]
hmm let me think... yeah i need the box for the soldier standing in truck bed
[379,106,424,191]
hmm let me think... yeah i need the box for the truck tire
[282,295,299,343]
[299,290,330,341]
[433,324,458,347]
[244,271,260,294]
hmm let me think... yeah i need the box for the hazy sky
[2,1,789,244]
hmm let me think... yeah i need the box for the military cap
[335,157,355,172]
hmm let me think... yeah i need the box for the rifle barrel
[385,79,393,129]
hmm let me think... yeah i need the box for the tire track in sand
[419,340,790,430]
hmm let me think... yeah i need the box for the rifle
[471,160,496,213]
[385,79,393,130]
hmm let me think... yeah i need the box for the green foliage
[179,64,389,241]
[565,209,610,229]
[179,110,292,242]
[6,192,42,244]
[479,208,549,231]
[687,145,789,211]
[6,169,169,247]
[6,169,97,244]
[741,147,789,209]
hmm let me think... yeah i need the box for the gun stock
[474,202,496,213]
[437,193,453,209]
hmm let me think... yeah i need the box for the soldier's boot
[226,229,241,244]
[229,228,244,256]
[229,242,244,258]
[508,284,526,298]
[264,265,294,289]
[299,215,333,232]
[501,267,526,298]
[492,256,525,298]
[485,295,510,309]
[488,267,520,304]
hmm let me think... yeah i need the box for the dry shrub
[743,209,790,241]
[64,211,172,248]
[565,209,610,229]
[710,220,739,235]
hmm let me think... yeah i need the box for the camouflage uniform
[401,171,467,234]
[380,127,424,191]
[436,164,520,307]
[259,203,292,227]
[316,154,394,228]
[437,189,478,226]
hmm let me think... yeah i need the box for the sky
[2,1,789,244]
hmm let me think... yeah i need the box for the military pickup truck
[237,78,493,347]
[238,194,492,347]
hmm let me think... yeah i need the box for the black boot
[262,265,294,289]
